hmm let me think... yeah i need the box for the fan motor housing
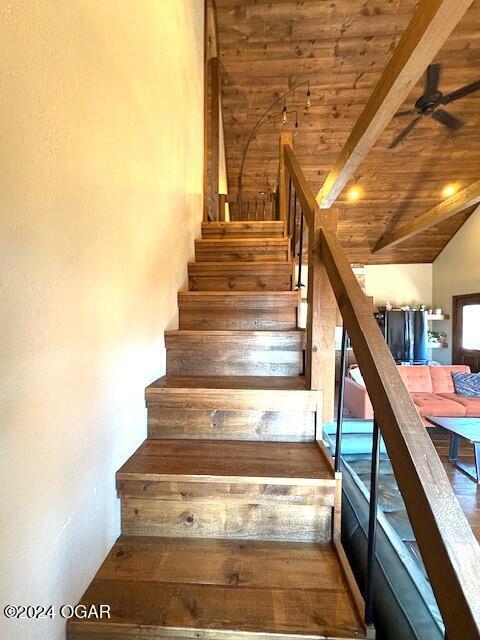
[415,91,443,114]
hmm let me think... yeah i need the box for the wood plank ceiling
[216,0,480,264]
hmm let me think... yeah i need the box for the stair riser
[188,262,294,292]
[166,348,304,377]
[118,480,334,505]
[179,309,297,331]
[196,249,289,262]
[195,240,290,263]
[201,221,285,238]
[146,387,318,409]
[119,495,333,543]
[146,387,320,442]
[189,274,293,291]
[148,406,315,441]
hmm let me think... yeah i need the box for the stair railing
[227,192,275,221]
[280,137,480,639]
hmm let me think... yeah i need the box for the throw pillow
[452,372,480,397]
[349,365,366,387]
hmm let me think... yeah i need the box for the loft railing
[226,193,276,221]
[280,136,480,638]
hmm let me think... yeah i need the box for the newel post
[305,207,338,422]
[203,0,220,221]
[278,131,293,223]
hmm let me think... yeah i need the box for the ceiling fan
[388,64,480,148]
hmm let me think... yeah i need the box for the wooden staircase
[68,221,367,640]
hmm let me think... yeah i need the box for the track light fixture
[306,82,311,110]
[238,80,314,209]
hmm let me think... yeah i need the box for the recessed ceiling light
[348,185,363,201]
[442,183,458,198]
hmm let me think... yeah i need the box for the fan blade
[442,79,480,104]
[425,63,441,96]
[395,108,417,117]
[388,116,422,148]
[432,108,463,130]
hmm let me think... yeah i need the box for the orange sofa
[344,365,480,421]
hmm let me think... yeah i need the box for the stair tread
[201,221,285,239]
[147,374,308,391]
[69,536,366,639]
[117,440,334,483]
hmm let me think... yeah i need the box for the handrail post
[218,194,226,221]
[305,207,338,422]
[279,132,293,225]
[335,326,348,472]
[296,211,304,290]
[203,0,220,221]
[365,417,380,627]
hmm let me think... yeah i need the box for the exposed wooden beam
[316,0,475,209]
[373,180,480,252]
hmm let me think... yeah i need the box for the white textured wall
[432,206,480,364]
[364,264,433,310]
[0,2,203,638]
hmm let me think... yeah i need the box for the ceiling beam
[316,0,474,209]
[373,180,480,252]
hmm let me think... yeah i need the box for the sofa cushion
[451,372,480,397]
[344,377,374,419]
[438,393,480,417]
[396,365,433,393]
[410,392,466,417]
[430,365,470,394]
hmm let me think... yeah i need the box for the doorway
[452,293,480,372]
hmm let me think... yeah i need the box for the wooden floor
[430,430,480,542]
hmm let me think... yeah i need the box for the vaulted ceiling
[216,0,480,264]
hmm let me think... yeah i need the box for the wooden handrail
[282,143,337,419]
[321,228,480,638]
[281,142,480,639]
[284,145,315,230]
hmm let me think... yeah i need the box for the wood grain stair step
[68,536,367,639]
[201,220,285,238]
[146,375,319,442]
[117,440,336,542]
[195,238,290,262]
[118,439,332,483]
[188,261,295,291]
[165,330,305,377]
[178,291,300,330]
[146,374,310,392]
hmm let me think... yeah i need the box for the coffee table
[426,417,480,483]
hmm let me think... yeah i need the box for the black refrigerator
[375,309,428,364]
